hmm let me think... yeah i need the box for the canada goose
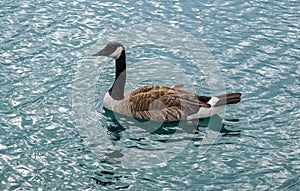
[93,42,242,122]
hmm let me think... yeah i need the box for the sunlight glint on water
[0,0,299,190]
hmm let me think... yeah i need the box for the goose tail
[197,93,242,107]
[186,93,242,120]
[214,93,242,107]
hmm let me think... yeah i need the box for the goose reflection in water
[101,108,241,139]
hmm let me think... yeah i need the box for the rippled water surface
[1,0,299,190]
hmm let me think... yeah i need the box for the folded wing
[128,85,210,122]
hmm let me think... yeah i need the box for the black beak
[92,49,106,56]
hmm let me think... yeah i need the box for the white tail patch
[207,97,219,107]
[186,97,223,120]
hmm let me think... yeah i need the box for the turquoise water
[1,0,299,190]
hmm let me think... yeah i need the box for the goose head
[93,42,125,59]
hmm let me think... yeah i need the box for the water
[1,0,299,190]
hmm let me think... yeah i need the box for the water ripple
[0,0,299,190]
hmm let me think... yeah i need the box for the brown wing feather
[132,106,185,122]
[128,85,210,122]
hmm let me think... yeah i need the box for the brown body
[129,85,211,122]
[104,84,242,122]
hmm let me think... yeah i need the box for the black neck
[109,50,126,100]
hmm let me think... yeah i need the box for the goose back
[105,85,211,122]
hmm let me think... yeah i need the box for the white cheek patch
[109,47,123,59]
